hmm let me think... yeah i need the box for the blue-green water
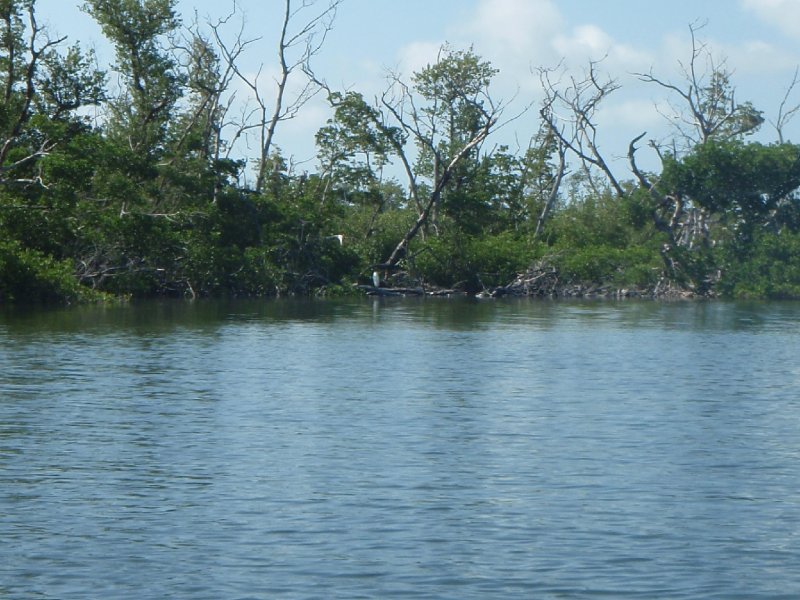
[2,298,800,599]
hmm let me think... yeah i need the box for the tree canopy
[2,1,800,303]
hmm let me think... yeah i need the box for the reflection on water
[2,299,800,599]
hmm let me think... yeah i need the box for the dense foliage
[2,0,800,304]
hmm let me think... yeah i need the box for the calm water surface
[1,298,800,599]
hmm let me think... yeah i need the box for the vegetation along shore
[3,1,800,304]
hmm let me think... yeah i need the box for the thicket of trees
[2,0,800,304]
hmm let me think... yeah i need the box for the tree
[527,125,567,241]
[627,23,768,290]
[539,59,623,199]
[84,0,182,157]
[628,135,800,295]
[210,0,340,194]
[634,22,763,152]
[162,22,242,204]
[0,0,109,302]
[315,91,397,203]
[0,0,103,187]
[659,140,800,237]
[377,46,503,267]
[769,66,800,144]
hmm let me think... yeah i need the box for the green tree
[0,0,111,303]
[370,46,503,268]
[316,91,399,204]
[659,140,800,242]
[84,0,182,157]
[406,46,498,231]
[1,0,104,186]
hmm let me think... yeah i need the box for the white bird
[372,271,380,288]
[325,234,344,245]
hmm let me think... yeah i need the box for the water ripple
[2,300,800,598]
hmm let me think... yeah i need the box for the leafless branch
[538,59,624,198]
[383,112,498,267]
[0,4,66,185]
[770,66,800,144]
[634,21,760,150]
[208,0,339,193]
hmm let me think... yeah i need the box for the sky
[34,0,800,179]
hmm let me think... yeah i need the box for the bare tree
[634,21,763,151]
[626,21,764,273]
[210,0,340,194]
[382,114,497,268]
[538,59,624,198]
[628,131,712,288]
[533,138,566,241]
[164,8,252,201]
[315,46,511,272]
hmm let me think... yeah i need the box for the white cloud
[457,0,652,94]
[554,24,613,60]
[279,97,333,167]
[662,18,798,77]
[397,41,447,78]
[378,1,800,175]
[388,0,663,151]
[599,98,664,131]
[741,0,800,38]
[461,0,564,59]
[389,0,564,108]
[448,0,565,96]
[553,24,652,72]
[725,39,798,74]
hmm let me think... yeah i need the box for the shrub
[718,230,800,299]
[412,231,530,290]
[554,245,662,287]
[0,239,102,304]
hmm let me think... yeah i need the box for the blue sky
[35,0,800,178]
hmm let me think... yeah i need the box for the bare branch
[207,0,339,192]
[538,59,624,198]
[770,66,800,144]
[0,3,66,185]
[634,21,762,151]
[383,112,498,267]
[254,0,340,192]
[533,138,566,241]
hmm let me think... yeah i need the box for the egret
[325,234,344,245]
[372,271,380,288]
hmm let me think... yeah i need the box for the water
[2,298,800,599]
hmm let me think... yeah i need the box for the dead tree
[533,137,567,241]
[210,0,340,193]
[629,22,764,258]
[315,47,504,271]
[538,59,624,199]
[382,117,497,268]
[628,133,678,266]
[634,21,763,151]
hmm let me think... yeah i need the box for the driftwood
[358,285,424,297]
[479,258,701,300]
[474,260,560,298]
[357,258,703,300]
